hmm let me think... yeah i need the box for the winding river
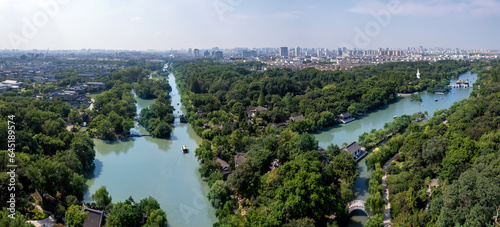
[313,71,477,226]
[84,69,476,227]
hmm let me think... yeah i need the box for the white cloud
[350,0,500,17]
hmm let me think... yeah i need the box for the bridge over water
[348,200,370,217]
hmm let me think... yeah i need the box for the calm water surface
[313,71,477,226]
[84,70,476,227]
[84,72,217,227]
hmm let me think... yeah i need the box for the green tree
[91,186,112,209]
[208,180,230,208]
[70,133,96,169]
[366,191,386,215]
[106,202,136,227]
[365,213,384,227]
[152,122,172,138]
[283,217,315,227]
[137,196,161,216]
[69,108,83,125]
[65,205,87,227]
[146,209,168,227]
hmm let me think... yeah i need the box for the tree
[152,122,172,138]
[0,209,34,227]
[106,202,136,227]
[27,159,70,206]
[65,205,87,227]
[69,108,83,125]
[348,104,358,115]
[283,217,315,227]
[366,191,386,215]
[91,186,112,209]
[137,196,161,216]
[208,180,230,208]
[365,213,384,227]
[146,209,168,227]
[227,162,260,198]
[70,133,96,169]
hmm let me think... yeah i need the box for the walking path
[382,155,397,227]
[24,199,57,227]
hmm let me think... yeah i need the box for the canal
[313,71,477,226]
[84,69,476,227]
[84,72,217,226]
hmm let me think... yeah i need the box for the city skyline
[1,0,500,50]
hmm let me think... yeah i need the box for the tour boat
[177,102,179,105]
[435,99,438,102]
[182,145,188,154]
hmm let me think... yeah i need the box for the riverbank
[84,71,217,227]
[313,71,478,226]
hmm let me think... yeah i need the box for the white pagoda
[416,69,421,79]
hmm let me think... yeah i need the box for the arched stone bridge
[348,200,369,216]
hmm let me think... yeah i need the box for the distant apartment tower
[242,50,257,58]
[193,49,200,58]
[215,51,223,58]
[280,47,288,57]
[379,50,402,56]
[338,48,343,56]
[188,48,193,57]
[204,50,210,57]
[295,46,301,56]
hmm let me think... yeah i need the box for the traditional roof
[337,112,352,119]
[254,106,267,112]
[342,142,362,153]
[234,153,246,167]
[82,203,104,227]
[290,115,305,122]
[216,158,230,170]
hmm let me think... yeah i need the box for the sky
[1,0,499,50]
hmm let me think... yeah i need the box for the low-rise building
[290,115,305,122]
[82,203,104,227]
[216,158,231,179]
[86,82,106,90]
[1,80,24,89]
[341,142,365,159]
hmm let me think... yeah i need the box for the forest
[0,63,170,226]
[363,59,500,226]
[170,59,478,226]
[173,59,472,137]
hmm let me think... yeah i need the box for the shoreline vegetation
[170,59,479,226]
[86,66,175,140]
[363,59,500,226]
[0,60,170,226]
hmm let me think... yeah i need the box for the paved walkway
[381,155,397,227]
[24,199,57,227]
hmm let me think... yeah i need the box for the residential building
[280,47,288,57]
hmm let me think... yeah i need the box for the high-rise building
[204,50,210,57]
[280,47,288,57]
[193,49,200,58]
[243,50,251,58]
[295,46,301,56]
[215,51,223,58]
[188,48,193,57]
[338,48,343,56]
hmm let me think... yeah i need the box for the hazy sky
[1,0,499,50]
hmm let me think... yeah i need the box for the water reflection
[84,71,216,226]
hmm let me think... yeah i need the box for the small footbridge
[348,200,369,216]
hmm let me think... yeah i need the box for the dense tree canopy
[363,60,500,226]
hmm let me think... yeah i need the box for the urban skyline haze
[1,0,499,50]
